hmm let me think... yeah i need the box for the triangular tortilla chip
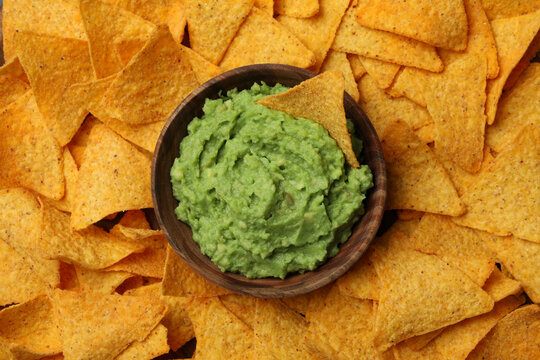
[220,294,257,329]
[274,0,318,17]
[99,25,200,125]
[219,7,316,70]
[255,0,274,15]
[48,148,78,213]
[332,6,443,72]
[116,324,169,360]
[0,58,30,110]
[105,235,167,278]
[281,283,333,319]
[347,54,368,80]
[254,299,313,359]
[481,0,540,20]
[371,233,494,351]
[277,0,350,71]
[186,0,254,64]
[80,0,156,79]
[357,56,400,89]
[183,45,224,84]
[257,70,359,167]
[67,115,102,168]
[355,0,468,51]
[387,67,428,107]
[381,120,464,215]
[453,125,539,242]
[0,92,64,199]
[166,0,187,44]
[483,267,522,301]
[71,124,153,229]
[467,305,540,360]
[0,295,62,359]
[320,50,360,101]
[337,247,380,300]
[53,289,166,360]
[486,63,540,152]
[186,297,254,359]
[485,10,540,125]
[75,266,134,294]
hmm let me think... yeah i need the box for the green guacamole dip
[170,83,373,278]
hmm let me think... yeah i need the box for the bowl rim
[152,63,386,298]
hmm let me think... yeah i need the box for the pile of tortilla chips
[0,0,539,359]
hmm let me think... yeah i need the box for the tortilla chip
[257,70,359,167]
[332,6,443,72]
[467,305,540,360]
[71,124,153,229]
[277,0,349,71]
[355,0,468,51]
[305,286,384,360]
[274,0,318,17]
[453,125,539,242]
[381,120,464,215]
[357,75,432,138]
[394,294,524,359]
[0,58,30,110]
[67,116,101,168]
[161,246,230,297]
[14,31,94,146]
[480,233,540,303]
[186,0,254,64]
[485,10,540,125]
[503,32,540,91]
[99,25,199,125]
[3,0,86,62]
[372,234,494,351]
[409,214,495,286]
[0,92,65,199]
[166,0,187,44]
[109,226,163,242]
[486,63,540,152]
[483,267,522,301]
[80,0,155,79]
[0,295,62,359]
[220,294,257,329]
[119,210,151,229]
[414,123,435,144]
[358,56,400,89]
[183,45,224,84]
[48,148,78,213]
[337,247,380,300]
[387,67,427,107]
[105,236,168,278]
[41,201,145,269]
[399,329,445,352]
[59,262,80,290]
[254,299,314,359]
[116,324,169,360]
[347,54,368,80]
[281,283,333,319]
[53,289,166,360]
[481,0,540,20]
[75,266,134,294]
[185,297,254,359]
[396,210,424,221]
[220,7,316,70]
[320,50,360,101]
[255,0,274,16]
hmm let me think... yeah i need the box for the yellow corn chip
[14,31,94,146]
[0,92,65,199]
[255,0,274,16]
[71,124,153,229]
[347,54,368,80]
[409,214,495,286]
[480,233,540,303]
[67,116,101,168]
[332,6,443,72]
[337,247,380,301]
[48,148,78,213]
[186,297,254,359]
[305,286,384,360]
[355,0,468,51]
[481,0,540,20]
[453,125,539,242]
[41,201,145,269]
[254,299,314,359]
[81,0,155,79]
[0,188,61,288]
[381,120,464,215]
[166,0,187,44]
[372,235,494,351]
[358,75,432,138]
[396,210,424,221]
[220,294,257,329]
[399,329,445,352]
[277,0,349,71]
[414,123,435,144]
[220,7,316,70]
[105,236,168,278]
[257,70,359,167]
[320,50,360,101]
[503,32,540,91]
[485,10,540,125]
[99,25,199,125]
[3,0,86,62]
[0,58,30,110]
[119,210,151,229]
[358,56,400,89]
[186,0,254,64]
[0,339,14,360]
[387,67,427,107]
[394,294,524,359]
[467,305,540,360]
[109,226,163,242]
[274,0,318,17]
[0,295,62,359]
[281,283,333,319]
[59,262,80,291]
[161,246,230,297]
[486,63,540,152]
[483,267,522,301]
[183,45,224,84]
[116,324,170,360]
[53,289,166,360]
[75,266,134,294]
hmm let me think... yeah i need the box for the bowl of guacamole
[152,64,386,298]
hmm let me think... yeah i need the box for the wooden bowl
[152,64,386,298]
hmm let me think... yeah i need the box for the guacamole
[170,83,373,278]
